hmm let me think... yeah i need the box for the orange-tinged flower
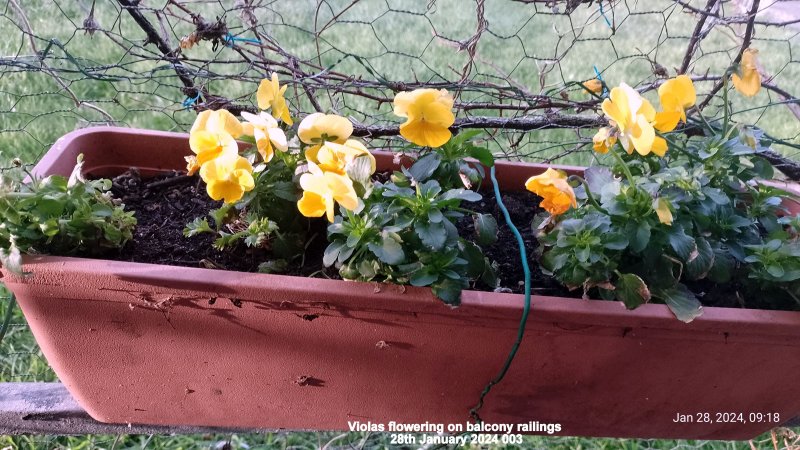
[583,78,603,94]
[191,109,244,138]
[654,75,696,132]
[257,73,293,125]
[314,140,376,176]
[731,48,761,97]
[241,111,288,163]
[189,129,239,165]
[297,163,359,222]
[298,113,354,161]
[524,168,577,216]
[592,127,617,154]
[601,83,663,157]
[199,155,255,204]
[393,88,455,148]
[185,155,200,176]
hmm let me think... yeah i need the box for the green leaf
[628,221,651,253]
[459,240,486,278]
[667,225,696,261]
[368,232,405,264]
[183,217,213,237]
[431,278,463,305]
[323,241,345,267]
[708,247,735,283]
[473,213,498,246]
[654,284,704,323]
[258,260,289,274]
[468,146,494,167]
[408,153,441,182]
[415,221,446,250]
[583,166,614,194]
[686,237,715,280]
[271,181,297,202]
[209,204,233,230]
[410,270,438,287]
[615,273,651,310]
[440,189,482,202]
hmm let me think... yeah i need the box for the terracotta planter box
[3,127,800,440]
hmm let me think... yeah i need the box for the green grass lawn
[1,0,799,448]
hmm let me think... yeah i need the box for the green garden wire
[469,165,532,423]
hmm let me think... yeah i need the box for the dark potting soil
[94,170,778,309]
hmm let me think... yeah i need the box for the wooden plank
[0,383,275,435]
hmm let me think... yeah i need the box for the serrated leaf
[183,217,213,237]
[271,181,297,202]
[654,284,704,323]
[667,225,696,261]
[473,213,498,246]
[686,237,715,280]
[415,221,446,250]
[408,153,441,182]
[323,241,345,267]
[410,270,438,287]
[615,273,651,310]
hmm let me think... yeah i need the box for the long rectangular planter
[2,127,800,439]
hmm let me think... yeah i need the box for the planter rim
[11,126,800,339]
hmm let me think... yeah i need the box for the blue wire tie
[182,93,200,110]
[593,65,608,96]
[223,32,262,47]
[599,1,612,28]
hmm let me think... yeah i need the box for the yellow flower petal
[257,73,293,125]
[524,168,576,216]
[592,127,616,154]
[629,114,656,156]
[298,113,354,148]
[732,48,761,97]
[200,156,254,204]
[189,130,239,164]
[654,197,673,225]
[651,136,668,157]
[393,88,455,147]
[654,109,682,133]
[297,191,328,219]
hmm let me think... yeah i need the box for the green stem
[609,148,636,186]
[660,134,702,163]
[0,294,16,347]
[722,77,730,135]
[568,175,608,214]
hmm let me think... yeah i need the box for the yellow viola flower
[654,197,673,226]
[582,78,603,94]
[731,48,761,97]
[297,163,359,222]
[315,139,376,176]
[190,109,244,138]
[241,111,288,163]
[393,88,455,148]
[524,168,577,216]
[189,129,240,165]
[654,75,696,132]
[185,155,200,176]
[601,83,667,157]
[257,73,293,125]
[298,113,354,162]
[199,155,255,204]
[592,127,617,154]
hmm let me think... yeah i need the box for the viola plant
[0,156,136,275]
[529,70,800,322]
[181,75,497,304]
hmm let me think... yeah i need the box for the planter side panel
[6,257,800,440]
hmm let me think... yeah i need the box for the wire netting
[1,0,799,168]
[1,0,800,447]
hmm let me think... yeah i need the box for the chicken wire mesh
[0,0,799,169]
[1,0,800,447]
